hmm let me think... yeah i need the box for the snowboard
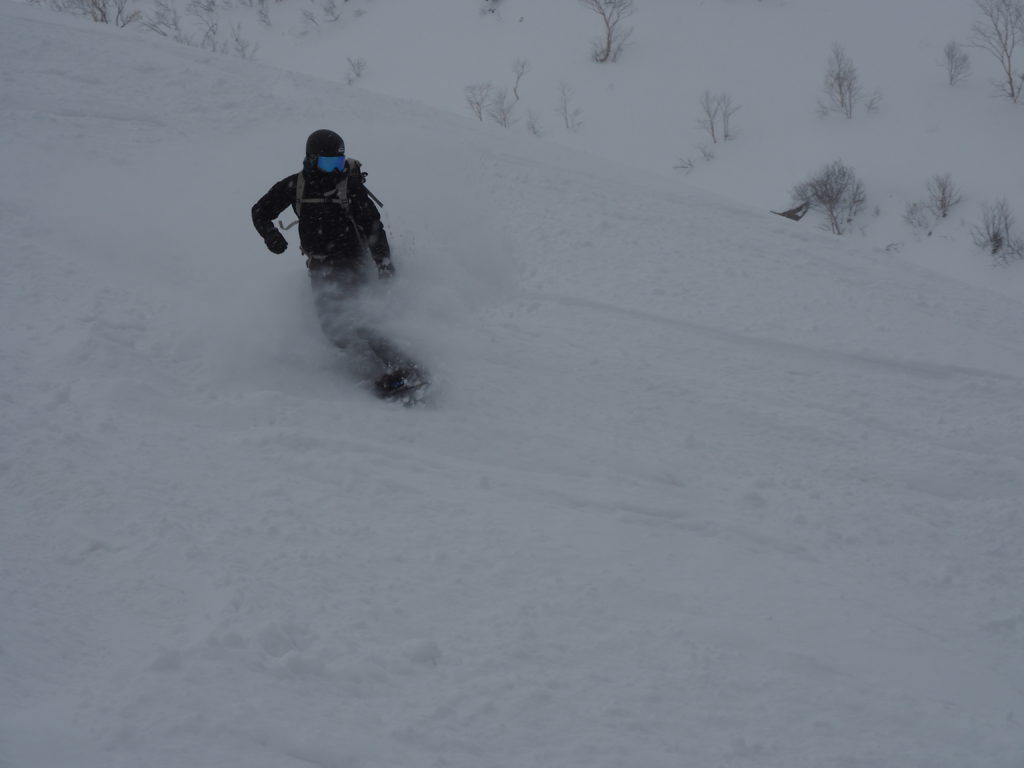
[373,366,430,405]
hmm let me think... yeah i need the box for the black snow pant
[307,258,414,375]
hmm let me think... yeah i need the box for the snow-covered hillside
[87,0,1024,295]
[2,2,1024,768]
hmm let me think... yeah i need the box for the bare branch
[557,81,584,132]
[511,58,530,103]
[578,0,635,63]
[792,159,866,235]
[942,40,972,85]
[926,173,963,219]
[487,87,518,128]
[970,0,1024,102]
[696,90,721,144]
[820,42,862,118]
[972,199,1024,264]
[465,82,493,121]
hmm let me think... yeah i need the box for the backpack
[280,158,383,230]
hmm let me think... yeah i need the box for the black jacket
[252,162,390,267]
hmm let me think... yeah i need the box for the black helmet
[305,129,345,158]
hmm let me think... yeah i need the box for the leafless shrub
[865,88,884,113]
[115,0,139,25]
[229,22,257,58]
[511,58,530,102]
[792,159,866,235]
[487,87,518,128]
[187,0,219,51]
[719,95,740,139]
[926,174,963,219]
[903,200,933,235]
[346,56,366,85]
[972,199,1024,263]
[903,174,964,236]
[697,142,715,162]
[79,0,110,23]
[697,91,721,144]
[302,8,318,27]
[321,0,341,22]
[257,0,270,26]
[578,0,634,63]
[674,157,696,174]
[526,110,546,137]
[697,90,740,143]
[90,0,113,22]
[142,0,191,44]
[557,82,584,132]
[970,0,1024,102]
[942,40,972,84]
[819,43,862,118]
[56,0,137,25]
[465,82,493,121]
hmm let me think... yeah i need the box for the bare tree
[487,87,518,128]
[511,58,530,102]
[345,56,366,85]
[972,199,1024,263]
[970,0,1024,101]
[321,0,341,22]
[114,0,140,26]
[578,0,635,63]
[792,159,866,235]
[229,22,257,59]
[142,0,191,44]
[697,90,740,143]
[942,40,972,85]
[526,110,546,137]
[903,174,964,236]
[88,0,111,23]
[719,94,740,139]
[697,91,721,144]
[557,82,584,132]
[187,0,220,52]
[926,173,963,219]
[465,82,493,121]
[865,88,884,113]
[819,43,862,118]
[904,200,933,234]
[674,156,696,174]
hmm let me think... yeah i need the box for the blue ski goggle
[314,154,346,172]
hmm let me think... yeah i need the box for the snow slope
[2,3,1024,768]
[242,0,1024,298]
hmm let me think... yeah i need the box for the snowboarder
[251,129,423,398]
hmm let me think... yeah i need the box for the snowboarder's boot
[373,366,428,403]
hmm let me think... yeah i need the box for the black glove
[264,230,287,254]
[377,258,395,279]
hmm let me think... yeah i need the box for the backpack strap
[292,170,349,217]
[279,159,381,232]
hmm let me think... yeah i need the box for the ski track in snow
[2,4,1024,768]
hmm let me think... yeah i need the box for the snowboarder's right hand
[264,230,288,254]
